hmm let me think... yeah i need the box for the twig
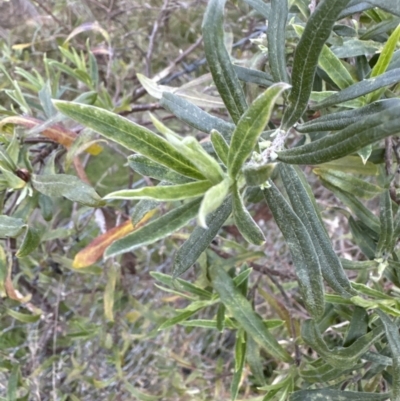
[132,35,203,102]
[120,103,162,116]
[72,156,91,185]
[30,0,69,31]
[145,0,170,77]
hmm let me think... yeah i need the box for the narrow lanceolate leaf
[105,198,202,258]
[32,174,105,207]
[263,182,325,319]
[322,180,380,233]
[53,100,204,180]
[210,130,229,166]
[232,184,265,245]
[234,66,274,88]
[228,83,290,179]
[315,156,378,176]
[128,155,192,184]
[231,330,246,401]
[314,69,400,109]
[268,0,289,83]
[16,227,40,258]
[279,164,355,297]
[198,178,230,228]
[202,0,248,123]
[167,136,225,185]
[290,388,390,401]
[160,93,234,141]
[376,310,400,401]
[173,197,232,277]
[314,169,384,199]
[368,24,400,102]
[296,99,399,133]
[376,190,395,258]
[242,0,270,18]
[366,0,400,17]
[292,24,354,90]
[302,318,385,369]
[370,25,400,78]
[210,263,292,362]
[0,216,25,238]
[278,103,400,165]
[281,0,351,129]
[104,181,212,201]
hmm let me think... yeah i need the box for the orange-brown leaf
[73,211,156,268]
[0,116,102,155]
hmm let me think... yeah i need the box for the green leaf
[105,198,202,258]
[53,100,204,180]
[268,0,289,83]
[340,258,379,270]
[348,217,377,259]
[104,181,212,201]
[376,190,395,257]
[242,163,276,187]
[343,306,368,346]
[123,381,160,401]
[314,168,384,199]
[278,101,400,165]
[293,24,354,90]
[321,179,380,233]
[6,309,41,323]
[263,182,325,319]
[32,174,105,207]
[242,0,270,18]
[160,93,234,141]
[198,178,230,228]
[158,309,200,330]
[128,155,192,184]
[210,130,229,166]
[281,0,352,129]
[339,2,373,19]
[290,388,389,401]
[38,194,53,221]
[150,272,212,299]
[173,197,232,277]
[202,0,248,123]
[314,69,400,109]
[234,65,274,88]
[376,310,400,400]
[301,318,385,369]
[297,99,398,133]
[231,330,246,401]
[301,361,361,384]
[131,199,159,226]
[315,156,378,176]
[370,24,400,78]
[368,24,400,102]
[16,226,41,258]
[166,136,225,185]
[366,0,400,17]
[0,216,25,238]
[228,83,290,179]
[232,184,265,245]
[7,364,19,401]
[330,38,383,58]
[246,336,266,386]
[210,263,291,362]
[279,164,355,297]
